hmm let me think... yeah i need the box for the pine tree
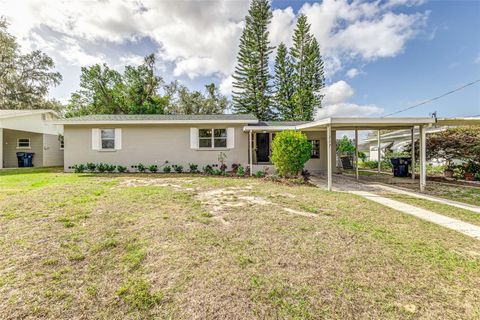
[273,43,295,120]
[232,0,274,120]
[289,14,324,121]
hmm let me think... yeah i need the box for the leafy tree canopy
[336,135,356,155]
[0,17,62,110]
[164,82,228,115]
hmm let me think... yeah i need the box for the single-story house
[0,109,64,168]
[52,114,478,191]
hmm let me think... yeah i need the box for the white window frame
[100,128,115,150]
[198,128,227,149]
[17,138,31,149]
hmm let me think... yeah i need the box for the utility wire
[383,79,480,117]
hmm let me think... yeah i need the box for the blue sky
[1,0,479,118]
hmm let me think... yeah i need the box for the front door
[256,133,270,162]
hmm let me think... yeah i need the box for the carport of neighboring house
[245,117,480,192]
[0,110,64,169]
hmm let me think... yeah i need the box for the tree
[273,43,295,120]
[66,54,168,117]
[270,130,311,177]
[164,82,228,115]
[232,0,274,120]
[289,14,324,121]
[406,127,480,167]
[336,135,355,155]
[0,17,62,110]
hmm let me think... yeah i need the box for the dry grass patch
[0,168,479,319]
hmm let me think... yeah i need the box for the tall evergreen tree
[289,14,324,121]
[232,0,274,120]
[273,43,295,120]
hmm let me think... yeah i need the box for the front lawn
[1,167,479,319]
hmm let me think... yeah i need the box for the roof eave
[51,119,259,125]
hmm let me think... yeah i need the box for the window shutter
[115,128,122,150]
[227,127,235,149]
[92,128,100,150]
[190,128,199,149]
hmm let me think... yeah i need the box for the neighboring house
[360,126,447,162]
[53,114,336,173]
[0,109,64,169]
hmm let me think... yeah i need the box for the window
[17,138,31,149]
[59,135,64,149]
[199,128,227,148]
[101,129,115,149]
[309,140,320,158]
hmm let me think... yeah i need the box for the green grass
[0,167,479,319]
[385,193,480,227]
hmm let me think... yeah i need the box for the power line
[383,79,480,117]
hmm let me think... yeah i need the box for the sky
[1,0,479,119]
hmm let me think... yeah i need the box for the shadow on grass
[0,166,63,176]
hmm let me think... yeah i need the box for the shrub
[163,165,171,173]
[231,163,240,173]
[270,130,311,177]
[361,160,378,170]
[86,162,96,172]
[106,164,116,173]
[218,152,227,172]
[236,165,245,177]
[117,165,127,173]
[203,165,213,174]
[148,165,158,173]
[211,169,222,175]
[254,170,265,178]
[97,163,108,173]
[73,164,86,173]
[188,163,199,173]
[172,165,183,173]
[137,163,146,173]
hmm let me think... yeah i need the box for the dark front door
[256,133,270,162]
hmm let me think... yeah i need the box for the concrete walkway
[352,191,480,240]
[368,183,480,214]
[311,174,480,240]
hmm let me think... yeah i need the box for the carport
[295,117,439,191]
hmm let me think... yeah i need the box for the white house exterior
[0,110,64,168]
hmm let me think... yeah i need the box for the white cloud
[346,68,360,78]
[317,80,383,118]
[119,54,145,67]
[321,81,355,105]
[219,75,234,97]
[0,0,427,96]
[316,103,384,118]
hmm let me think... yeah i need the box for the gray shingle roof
[64,114,258,121]
[252,121,309,127]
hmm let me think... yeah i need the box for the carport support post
[419,125,426,191]
[411,127,415,180]
[249,130,253,176]
[377,130,381,173]
[327,124,332,191]
[355,128,359,180]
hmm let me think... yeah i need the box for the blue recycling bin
[16,152,34,167]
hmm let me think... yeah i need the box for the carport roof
[244,117,437,131]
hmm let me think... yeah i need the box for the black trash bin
[16,152,34,167]
[390,157,411,177]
